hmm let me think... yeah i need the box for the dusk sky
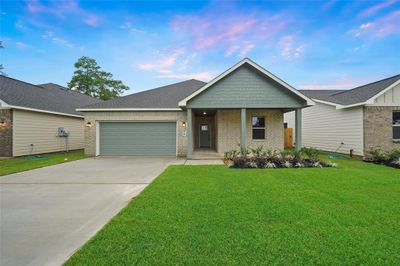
[1,0,400,94]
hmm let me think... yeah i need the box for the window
[393,111,400,139]
[252,116,265,140]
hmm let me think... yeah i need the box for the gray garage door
[99,122,176,156]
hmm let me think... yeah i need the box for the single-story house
[77,58,314,158]
[0,76,101,157]
[284,74,400,156]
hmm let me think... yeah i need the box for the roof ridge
[1,75,47,90]
[118,79,206,99]
[331,74,400,96]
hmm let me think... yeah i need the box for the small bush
[251,145,265,158]
[367,147,388,162]
[264,161,276,168]
[224,149,240,161]
[388,148,400,161]
[364,147,399,169]
[232,156,248,168]
[301,147,320,162]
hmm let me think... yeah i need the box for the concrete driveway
[0,157,184,266]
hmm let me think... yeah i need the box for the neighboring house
[0,76,101,157]
[77,58,314,158]
[285,75,400,156]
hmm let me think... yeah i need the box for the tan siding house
[0,76,100,157]
[12,110,84,156]
[78,58,314,158]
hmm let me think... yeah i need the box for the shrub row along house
[285,75,400,156]
[0,76,101,157]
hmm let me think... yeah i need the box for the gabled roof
[38,83,69,90]
[178,58,314,107]
[0,76,101,117]
[301,74,400,108]
[78,79,206,111]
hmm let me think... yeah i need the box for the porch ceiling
[192,108,217,115]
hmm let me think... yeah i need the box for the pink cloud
[278,35,304,60]
[138,49,184,73]
[322,0,337,11]
[26,0,100,27]
[239,42,255,57]
[138,49,210,81]
[171,12,289,53]
[359,0,398,18]
[83,14,100,27]
[225,45,240,57]
[27,0,79,17]
[353,10,400,37]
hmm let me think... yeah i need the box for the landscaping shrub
[364,147,400,169]
[300,147,320,162]
[224,146,336,169]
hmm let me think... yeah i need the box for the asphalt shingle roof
[82,79,207,109]
[0,76,101,116]
[300,74,400,106]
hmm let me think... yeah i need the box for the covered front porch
[186,108,303,159]
[178,58,313,159]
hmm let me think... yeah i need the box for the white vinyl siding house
[285,76,400,156]
[284,103,364,155]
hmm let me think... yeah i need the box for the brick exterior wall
[0,109,13,157]
[363,106,400,153]
[216,109,284,153]
[84,111,187,156]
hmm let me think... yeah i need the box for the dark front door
[199,123,211,148]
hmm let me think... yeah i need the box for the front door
[199,123,211,148]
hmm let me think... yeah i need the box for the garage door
[99,122,176,156]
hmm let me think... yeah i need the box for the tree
[68,56,129,100]
[0,41,6,76]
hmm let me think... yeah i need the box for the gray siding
[187,64,305,108]
[99,122,176,156]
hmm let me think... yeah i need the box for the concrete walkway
[185,159,224,165]
[0,157,184,266]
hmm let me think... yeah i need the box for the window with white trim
[252,116,265,140]
[393,111,400,139]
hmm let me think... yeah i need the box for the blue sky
[1,0,400,94]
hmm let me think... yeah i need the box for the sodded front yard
[66,157,400,265]
[0,150,86,176]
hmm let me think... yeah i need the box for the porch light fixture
[181,121,186,127]
[85,121,92,128]
[203,111,207,115]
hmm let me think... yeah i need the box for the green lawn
[0,149,86,176]
[66,157,400,265]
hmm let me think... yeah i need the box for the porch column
[187,108,193,159]
[295,108,302,151]
[240,108,247,151]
